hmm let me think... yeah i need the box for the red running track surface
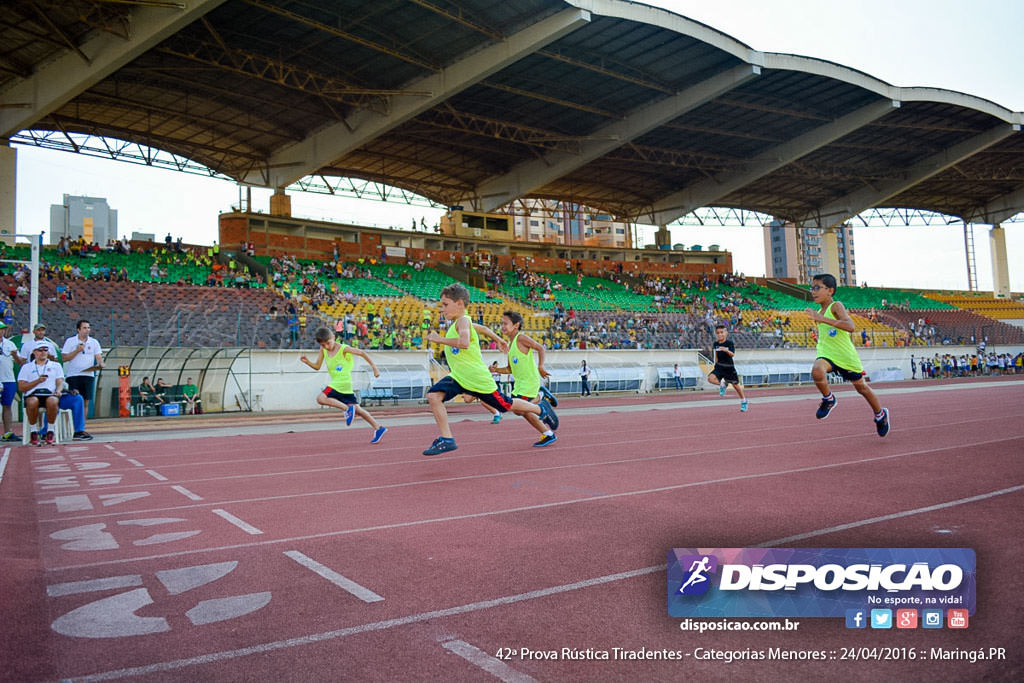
[1,379,1022,682]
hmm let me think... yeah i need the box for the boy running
[488,311,558,446]
[301,327,387,444]
[806,273,890,437]
[423,284,558,455]
[708,324,748,412]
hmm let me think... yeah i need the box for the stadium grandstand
[0,2,1021,411]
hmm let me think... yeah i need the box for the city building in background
[49,194,117,245]
[763,220,856,285]
[441,199,632,248]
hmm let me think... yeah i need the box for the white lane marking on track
[37,403,1015,493]
[45,435,1023,571]
[145,470,167,481]
[127,459,144,467]
[442,639,537,682]
[87,379,1024,444]
[113,452,127,458]
[211,509,262,535]
[171,486,203,501]
[59,483,1024,682]
[104,444,115,450]
[283,551,383,603]
[47,575,143,597]
[36,417,1019,524]
[0,447,9,487]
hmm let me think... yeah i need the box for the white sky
[13,0,1024,290]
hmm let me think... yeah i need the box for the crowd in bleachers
[5,238,1023,353]
[916,352,1022,378]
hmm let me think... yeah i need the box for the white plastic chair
[22,408,74,445]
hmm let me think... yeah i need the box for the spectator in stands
[0,322,28,441]
[19,323,58,361]
[60,319,104,435]
[182,377,202,414]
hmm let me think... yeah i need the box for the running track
[1,378,1022,682]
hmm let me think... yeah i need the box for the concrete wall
[218,344,1024,411]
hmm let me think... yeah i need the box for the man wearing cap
[19,323,59,362]
[18,345,63,445]
[61,319,104,429]
[0,322,28,441]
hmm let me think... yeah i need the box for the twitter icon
[870,609,893,629]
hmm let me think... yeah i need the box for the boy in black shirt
[708,324,748,412]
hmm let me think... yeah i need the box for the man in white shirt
[0,322,28,441]
[19,323,59,361]
[18,346,64,445]
[62,319,105,418]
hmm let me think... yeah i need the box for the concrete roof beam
[473,62,761,213]
[250,8,592,189]
[801,123,1020,229]
[0,0,229,138]
[648,98,901,226]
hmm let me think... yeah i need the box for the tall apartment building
[49,194,118,245]
[507,199,632,248]
[763,220,856,285]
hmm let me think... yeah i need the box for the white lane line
[104,444,115,450]
[128,459,144,467]
[84,379,1024,444]
[63,483,1024,682]
[47,575,143,597]
[0,447,9,487]
[44,435,1023,570]
[113,451,127,458]
[38,411,1019,524]
[211,509,263,535]
[442,639,537,683]
[283,551,383,603]
[145,469,168,481]
[171,485,203,501]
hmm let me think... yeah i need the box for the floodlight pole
[0,232,43,330]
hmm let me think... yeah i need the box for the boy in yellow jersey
[423,285,558,455]
[300,327,387,444]
[806,274,890,437]
[488,311,558,446]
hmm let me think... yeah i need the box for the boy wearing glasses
[806,273,890,437]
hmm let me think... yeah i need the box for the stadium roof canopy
[2,0,1023,228]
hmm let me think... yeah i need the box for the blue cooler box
[161,404,180,416]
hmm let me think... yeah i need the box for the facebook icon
[845,609,867,629]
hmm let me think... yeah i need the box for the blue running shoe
[370,426,387,444]
[533,434,558,447]
[538,400,559,431]
[875,408,891,438]
[422,437,457,456]
[740,400,749,412]
[491,413,502,424]
[816,395,837,420]
[719,380,727,397]
[345,404,355,426]
[539,385,558,407]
